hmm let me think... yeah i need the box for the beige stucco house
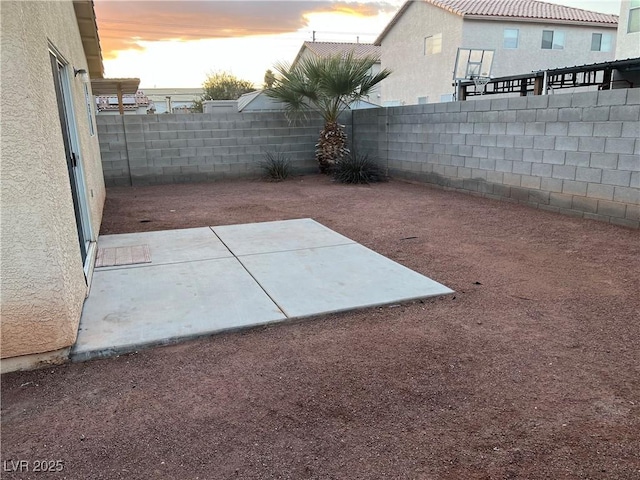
[616,0,640,59]
[292,41,384,105]
[375,0,619,105]
[614,0,640,88]
[1,0,106,371]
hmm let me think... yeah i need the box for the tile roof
[430,0,618,23]
[375,0,618,45]
[292,42,381,68]
[303,41,381,58]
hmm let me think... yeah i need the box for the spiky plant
[260,151,291,181]
[333,152,386,184]
[266,52,391,174]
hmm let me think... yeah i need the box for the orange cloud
[331,2,384,16]
[94,1,394,59]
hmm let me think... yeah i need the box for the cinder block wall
[97,112,344,186]
[353,89,640,228]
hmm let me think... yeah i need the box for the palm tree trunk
[315,121,349,174]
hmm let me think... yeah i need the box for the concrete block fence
[97,91,638,227]
[96,112,347,186]
[353,89,640,228]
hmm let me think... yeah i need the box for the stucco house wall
[297,46,319,64]
[616,0,640,59]
[462,20,616,77]
[379,1,464,106]
[1,1,105,362]
[379,1,618,106]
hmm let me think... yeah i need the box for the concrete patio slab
[213,218,355,256]
[96,227,232,269]
[72,258,286,361]
[238,243,454,318]
[73,219,453,362]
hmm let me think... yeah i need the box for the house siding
[0,1,105,360]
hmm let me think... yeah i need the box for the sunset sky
[94,0,623,89]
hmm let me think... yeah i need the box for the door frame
[49,44,95,279]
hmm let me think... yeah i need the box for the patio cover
[74,1,141,115]
[91,78,141,115]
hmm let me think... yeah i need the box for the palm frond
[265,52,392,172]
[266,52,391,122]
[358,68,392,98]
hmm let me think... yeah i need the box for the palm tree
[266,52,391,173]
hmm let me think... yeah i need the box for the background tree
[266,53,390,173]
[202,71,256,101]
[263,69,276,89]
[190,98,204,113]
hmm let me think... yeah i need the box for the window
[541,30,565,49]
[418,96,428,104]
[503,28,519,48]
[629,0,640,33]
[424,33,442,55]
[440,93,454,103]
[591,33,612,52]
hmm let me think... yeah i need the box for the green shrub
[333,152,386,184]
[260,151,291,181]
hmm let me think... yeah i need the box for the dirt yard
[2,175,639,479]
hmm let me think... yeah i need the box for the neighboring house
[96,90,151,114]
[292,41,384,104]
[144,87,203,114]
[95,88,202,114]
[375,0,619,105]
[616,0,640,59]
[614,1,640,89]
[202,93,275,114]
[237,90,286,112]
[1,0,106,371]
[202,100,241,114]
[203,90,381,114]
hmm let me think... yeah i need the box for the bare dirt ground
[2,175,639,479]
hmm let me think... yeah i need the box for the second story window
[542,30,565,49]
[629,0,640,33]
[424,33,442,55]
[591,33,612,51]
[503,28,519,48]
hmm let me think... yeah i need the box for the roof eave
[463,14,618,28]
[375,0,416,46]
[73,0,104,79]
[291,42,313,70]
[375,0,618,46]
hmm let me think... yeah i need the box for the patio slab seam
[231,242,357,258]
[210,227,289,319]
